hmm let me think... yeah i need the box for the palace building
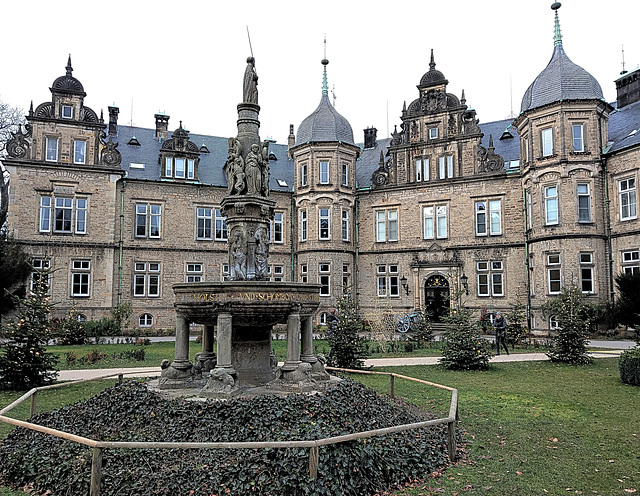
[3,6,640,332]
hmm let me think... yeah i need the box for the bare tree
[0,97,25,227]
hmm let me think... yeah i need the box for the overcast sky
[2,0,639,145]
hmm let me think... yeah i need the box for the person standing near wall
[494,311,509,355]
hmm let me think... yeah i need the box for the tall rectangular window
[300,209,307,241]
[438,156,453,179]
[149,205,161,238]
[214,208,227,241]
[375,209,397,242]
[436,205,447,238]
[300,263,308,283]
[39,197,51,232]
[341,210,349,241]
[541,128,554,156]
[526,190,533,230]
[475,202,487,235]
[416,159,423,182]
[319,161,329,184]
[547,254,561,294]
[545,185,559,225]
[54,198,73,233]
[196,207,213,240]
[135,203,161,238]
[187,159,195,179]
[524,137,530,163]
[301,163,308,187]
[75,198,87,234]
[133,262,160,297]
[71,260,91,297]
[174,158,185,178]
[73,141,86,164]
[476,261,504,297]
[319,263,330,296]
[31,258,50,293]
[489,200,502,234]
[45,137,58,162]
[577,183,591,222]
[319,208,330,240]
[423,206,434,239]
[376,265,387,296]
[272,212,283,243]
[341,163,349,186]
[165,157,172,177]
[619,178,637,220]
[342,264,351,292]
[580,253,594,293]
[572,124,584,152]
[447,155,454,178]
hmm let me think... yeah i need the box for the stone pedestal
[159,314,198,389]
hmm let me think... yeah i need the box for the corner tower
[514,3,614,329]
[289,56,360,323]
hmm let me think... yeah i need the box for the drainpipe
[290,191,295,282]
[602,156,615,304]
[523,187,532,330]
[117,178,126,306]
[354,193,360,317]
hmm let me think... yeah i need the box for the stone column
[216,312,234,370]
[300,317,317,364]
[171,314,191,370]
[282,312,301,371]
[202,324,215,359]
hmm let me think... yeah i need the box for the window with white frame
[133,262,160,297]
[73,141,86,164]
[577,183,591,222]
[376,209,398,242]
[164,157,196,179]
[341,163,349,186]
[416,158,429,182]
[222,264,230,281]
[526,190,533,230]
[341,210,349,241]
[135,203,161,238]
[300,163,308,187]
[61,105,73,119]
[139,313,153,327]
[547,254,561,294]
[187,159,195,179]
[549,315,560,331]
[214,208,227,241]
[523,136,530,163]
[319,161,330,184]
[438,155,454,179]
[45,137,58,162]
[319,263,330,296]
[429,127,438,139]
[377,264,399,297]
[186,263,203,282]
[580,253,594,293]
[271,212,284,243]
[544,185,559,225]
[475,200,502,236]
[175,158,185,178]
[619,177,637,221]
[423,205,448,239]
[71,260,91,297]
[342,264,351,292]
[319,208,331,240]
[271,265,284,282]
[30,258,50,293]
[196,207,213,240]
[39,196,87,234]
[300,209,308,241]
[300,263,308,283]
[572,124,584,152]
[476,260,504,296]
[622,250,640,275]
[541,128,554,156]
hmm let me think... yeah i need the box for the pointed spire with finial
[429,48,436,71]
[66,54,73,76]
[551,2,562,46]
[488,134,495,153]
[321,35,329,97]
[461,89,466,105]
[29,101,34,117]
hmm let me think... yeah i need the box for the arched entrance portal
[425,275,450,322]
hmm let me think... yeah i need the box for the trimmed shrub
[619,348,640,386]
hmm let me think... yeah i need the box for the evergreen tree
[0,281,59,390]
[615,272,640,346]
[543,286,594,365]
[327,291,367,369]
[440,305,492,370]
[505,297,529,348]
[0,230,31,318]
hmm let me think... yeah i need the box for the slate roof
[295,94,355,147]
[116,125,295,193]
[520,44,604,113]
[355,138,392,188]
[605,99,640,154]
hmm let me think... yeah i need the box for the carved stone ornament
[390,124,404,146]
[101,136,122,166]
[371,150,390,188]
[5,124,31,158]
[477,134,505,174]
[421,89,446,112]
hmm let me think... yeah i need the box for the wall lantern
[461,273,469,295]
[400,275,410,296]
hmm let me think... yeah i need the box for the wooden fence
[0,368,459,496]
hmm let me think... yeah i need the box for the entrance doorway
[424,275,450,322]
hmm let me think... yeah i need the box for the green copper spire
[552,2,562,46]
[321,58,329,96]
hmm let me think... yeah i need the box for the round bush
[619,347,640,386]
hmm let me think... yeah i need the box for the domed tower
[289,57,360,324]
[514,3,614,330]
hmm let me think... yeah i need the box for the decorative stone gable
[158,122,200,180]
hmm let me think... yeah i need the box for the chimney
[108,105,119,136]
[287,124,295,158]
[364,127,377,149]
[615,68,640,109]
[155,113,170,140]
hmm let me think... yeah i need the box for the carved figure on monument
[230,229,248,280]
[225,138,246,195]
[254,227,269,279]
[243,56,259,104]
[245,143,263,195]
[260,141,270,197]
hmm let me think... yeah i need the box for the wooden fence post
[447,396,459,462]
[30,391,38,418]
[118,374,123,384]
[89,447,102,496]
[309,446,319,479]
[390,374,395,398]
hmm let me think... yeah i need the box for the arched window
[549,315,560,331]
[139,313,153,327]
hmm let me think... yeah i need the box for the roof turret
[50,55,86,96]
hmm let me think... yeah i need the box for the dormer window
[164,156,195,179]
[61,105,73,119]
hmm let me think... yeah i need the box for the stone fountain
[159,57,330,397]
